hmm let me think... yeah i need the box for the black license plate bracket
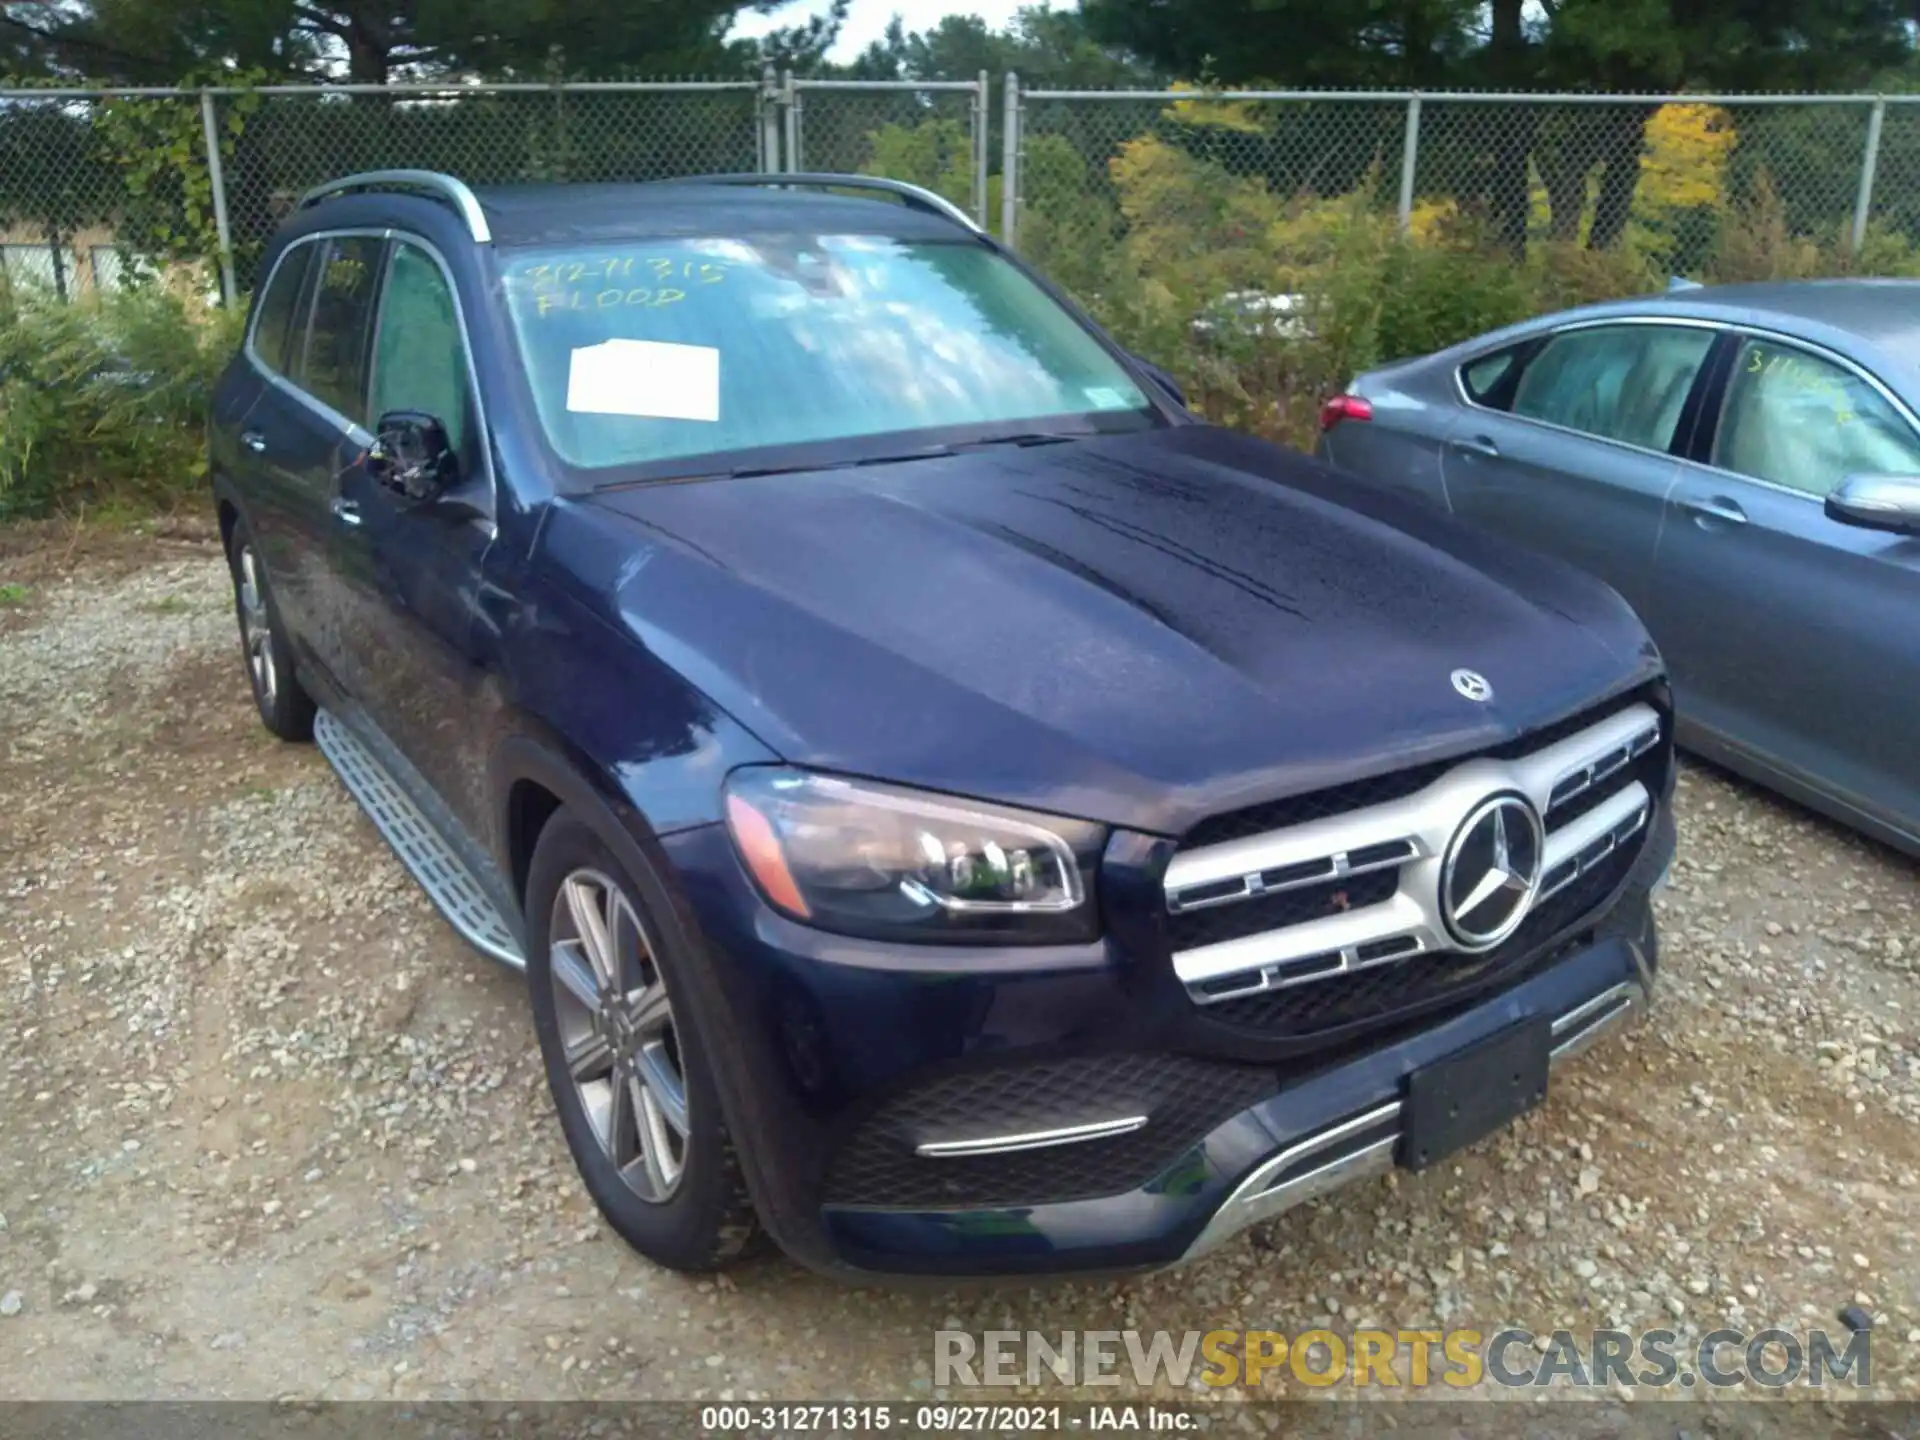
[1399,1017,1551,1172]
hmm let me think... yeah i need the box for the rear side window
[1507,324,1714,452]
[1460,348,1521,404]
[1714,337,1920,497]
[250,243,313,376]
[296,236,386,426]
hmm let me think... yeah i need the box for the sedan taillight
[1318,393,1373,432]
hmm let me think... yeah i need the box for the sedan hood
[572,425,1660,835]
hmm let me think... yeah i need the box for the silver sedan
[1318,280,1920,856]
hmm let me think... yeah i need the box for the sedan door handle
[1681,494,1749,527]
[1450,434,1501,460]
[240,429,267,453]
[330,497,363,527]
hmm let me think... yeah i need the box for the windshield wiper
[954,431,1086,451]
[597,445,957,491]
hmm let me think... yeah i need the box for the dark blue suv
[210,170,1675,1279]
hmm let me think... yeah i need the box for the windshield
[498,234,1155,474]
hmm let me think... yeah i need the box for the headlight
[723,767,1105,944]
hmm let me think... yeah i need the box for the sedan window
[1508,324,1714,452]
[1713,338,1920,498]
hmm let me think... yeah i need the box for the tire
[225,519,316,742]
[526,811,763,1271]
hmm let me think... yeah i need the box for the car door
[258,232,389,692]
[328,234,497,836]
[227,238,342,656]
[1438,320,1718,617]
[1650,330,1920,834]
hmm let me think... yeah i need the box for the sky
[730,0,1044,61]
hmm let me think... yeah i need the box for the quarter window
[369,242,475,469]
[1460,348,1521,404]
[296,236,385,426]
[1507,324,1714,452]
[1713,337,1920,498]
[250,243,314,376]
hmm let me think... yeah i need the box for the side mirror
[1131,354,1187,409]
[1825,472,1920,537]
[367,410,457,503]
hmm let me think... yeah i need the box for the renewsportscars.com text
[933,1327,1871,1390]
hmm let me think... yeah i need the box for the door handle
[1682,494,1749,527]
[330,497,363,527]
[240,429,267,453]
[1450,434,1501,460]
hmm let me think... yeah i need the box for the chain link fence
[785,77,990,228]
[0,75,996,303]
[5,76,1919,311]
[1006,85,1920,287]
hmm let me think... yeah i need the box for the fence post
[199,88,238,307]
[974,70,990,228]
[781,70,800,173]
[759,66,781,173]
[1001,72,1020,246]
[1852,97,1885,255]
[1397,92,1422,234]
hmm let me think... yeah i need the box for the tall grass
[0,278,242,521]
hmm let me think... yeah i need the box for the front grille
[824,1053,1274,1209]
[1204,842,1634,1038]
[1163,692,1666,1040]
[1166,868,1400,951]
[1183,762,1452,850]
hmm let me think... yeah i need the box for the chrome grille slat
[1168,704,1661,1005]
[1166,837,1418,914]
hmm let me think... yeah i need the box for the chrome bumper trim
[1182,978,1648,1261]
[915,1114,1149,1158]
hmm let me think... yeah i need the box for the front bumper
[661,794,1669,1280]
[819,917,1653,1275]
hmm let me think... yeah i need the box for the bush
[0,277,240,521]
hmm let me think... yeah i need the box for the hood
[569,425,1661,836]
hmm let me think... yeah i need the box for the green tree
[1079,0,1914,253]
[1,0,795,83]
[842,9,1156,90]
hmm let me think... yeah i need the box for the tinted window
[369,242,475,468]
[250,243,313,376]
[1509,324,1714,452]
[296,237,384,425]
[498,235,1153,472]
[1713,337,1920,497]
[1461,347,1520,403]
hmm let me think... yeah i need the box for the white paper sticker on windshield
[566,339,720,422]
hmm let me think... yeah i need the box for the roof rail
[669,173,982,234]
[298,170,491,244]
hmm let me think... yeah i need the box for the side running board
[314,709,526,970]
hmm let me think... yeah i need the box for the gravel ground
[1,531,1917,1410]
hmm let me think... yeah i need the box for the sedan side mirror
[1825,473,1920,537]
[1131,354,1187,409]
[367,410,458,504]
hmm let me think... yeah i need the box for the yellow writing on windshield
[517,255,728,319]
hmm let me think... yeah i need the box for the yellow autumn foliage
[1159,82,1267,134]
[1639,103,1736,212]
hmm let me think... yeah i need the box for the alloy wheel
[548,869,690,1202]
[235,544,278,709]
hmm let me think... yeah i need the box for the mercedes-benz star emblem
[1439,793,1545,950]
[1451,668,1494,703]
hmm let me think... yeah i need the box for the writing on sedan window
[515,255,730,319]
[1745,344,1856,425]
